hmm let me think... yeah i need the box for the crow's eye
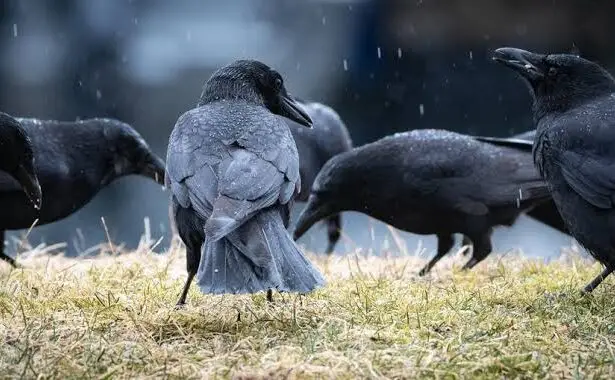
[548,67,558,76]
[274,77,282,90]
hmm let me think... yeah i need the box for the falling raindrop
[12,24,17,37]
[96,90,102,100]
[419,104,425,116]
[377,46,382,59]
[397,48,402,59]
[322,16,326,25]
[343,59,348,71]
[469,50,473,60]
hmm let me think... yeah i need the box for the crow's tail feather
[196,207,325,294]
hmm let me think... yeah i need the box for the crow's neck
[197,76,263,107]
[533,83,615,123]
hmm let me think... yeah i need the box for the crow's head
[493,47,615,118]
[199,59,312,128]
[0,113,41,209]
[101,120,166,186]
[293,152,356,240]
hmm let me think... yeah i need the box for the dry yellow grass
[0,240,614,379]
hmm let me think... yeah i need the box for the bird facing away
[491,47,615,292]
[287,100,353,255]
[294,129,551,275]
[0,117,165,267]
[166,59,325,306]
[166,99,354,255]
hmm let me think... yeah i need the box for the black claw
[461,258,478,271]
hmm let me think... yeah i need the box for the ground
[1,238,614,379]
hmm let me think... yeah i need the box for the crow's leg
[0,231,18,268]
[325,214,342,255]
[462,229,493,270]
[582,265,614,293]
[419,234,455,276]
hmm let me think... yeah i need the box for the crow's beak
[280,95,313,128]
[141,154,166,186]
[14,163,42,210]
[493,47,545,81]
[293,194,334,240]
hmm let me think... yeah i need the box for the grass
[1,238,615,379]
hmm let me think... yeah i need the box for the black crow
[0,113,41,213]
[489,47,615,292]
[0,117,165,267]
[288,100,353,254]
[166,60,325,306]
[293,129,551,275]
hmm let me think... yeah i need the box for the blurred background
[0,0,612,259]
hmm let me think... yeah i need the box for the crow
[293,129,551,275]
[489,47,615,292]
[166,100,354,255]
[0,113,41,212]
[0,117,165,267]
[287,100,353,254]
[166,60,325,306]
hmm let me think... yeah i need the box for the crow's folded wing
[558,150,615,209]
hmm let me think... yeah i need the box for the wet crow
[294,129,550,274]
[166,60,325,306]
[167,100,354,255]
[491,47,615,292]
[288,100,353,254]
[0,117,165,267]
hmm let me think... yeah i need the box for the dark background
[1,0,612,258]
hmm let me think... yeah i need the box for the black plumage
[294,129,551,274]
[166,60,325,306]
[513,130,568,234]
[490,47,615,292]
[0,117,165,267]
[288,100,353,254]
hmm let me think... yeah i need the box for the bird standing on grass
[486,47,615,292]
[293,129,551,275]
[166,60,325,307]
[0,117,165,267]
[288,100,353,255]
